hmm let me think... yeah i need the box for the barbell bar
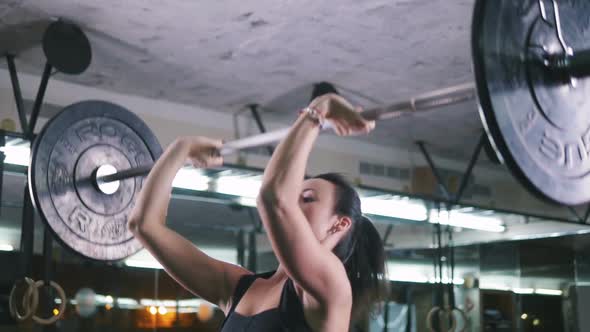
[95,83,477,185]
[547,49,590,78]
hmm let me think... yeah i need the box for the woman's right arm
[128,136,250,314]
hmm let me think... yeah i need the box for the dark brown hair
[313,173,387,319]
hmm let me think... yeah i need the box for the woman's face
[299,178,340,241]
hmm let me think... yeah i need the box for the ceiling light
[140,299,177,307]
[513,288,535,294]
[149,306,157,315]
[157,306,168,315]
[428,277,465,285]
[237,196,257,207]
[172,168,209,191]
[361,196,428,221]
[178,299,209,307]
[388,273,429,284]
[215,175,262,198]
[0,244,14,251]
[386,262,463,285]
[115,298,139,308]
[124,259,163,269]
[0,146,30,166]
[125,248,236,270]
[429,210,506,233]
[481,283,511,292]
[534,288,563,296]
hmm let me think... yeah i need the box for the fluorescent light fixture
[429,210,506,233]
[95,294,116,305]
[178,299,208,307]
[125,259,163,269]
[91,295,138,308]
[513,288,535,294]
[428,277,465,285]
[481,285,561,296]
[238,196,257,207]
[125,248,236,270]
[534,288,563,296]
[0,244,14,251]
[389,273,429,284]
[215,175,262,199]
[116,298,139,307]
[481,283,511,292]
[137,298,215,310]
[389,274,464,285]
[160,300,177,307]
[140,299,177,307]
[139,299,154,306]
[0,146,30,166]
[172,168,209,191]
[361,196,427,221]
[386,262,463,285]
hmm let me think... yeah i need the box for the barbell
[24,0,590,261]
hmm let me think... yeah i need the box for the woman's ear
[323,216,353,248]
[336,216,352,232]
[329,216,352,235]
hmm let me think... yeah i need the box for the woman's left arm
[256,94,373,306]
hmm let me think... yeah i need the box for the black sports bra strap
[280,279,313,331]
[279,279,302,316]
[227,274,258,314]
[225,271,276,315]
[219,273,258,329]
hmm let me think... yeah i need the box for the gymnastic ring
[426,306,440,332]
[450,308,468,332]
[31,280,67,325]
[426,306,459,332]
[441,308,458,332]
[8,277,39,321]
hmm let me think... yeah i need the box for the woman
[128,94,387,331]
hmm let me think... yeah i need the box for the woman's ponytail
[313,174,387,319]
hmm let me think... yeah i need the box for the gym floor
[1,1,589,331]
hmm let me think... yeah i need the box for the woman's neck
[269,265,289,283]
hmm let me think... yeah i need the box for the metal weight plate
[42,20,92,75]
[29,101,162,261]
[472,0,590,205]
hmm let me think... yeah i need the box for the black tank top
[219,271,314,332]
